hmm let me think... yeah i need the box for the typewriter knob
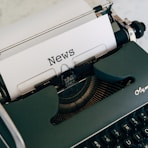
[130,21,146,38]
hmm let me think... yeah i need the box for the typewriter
[0,0,147,147]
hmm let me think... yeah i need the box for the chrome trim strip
[0,1,113,54]
[0,103,26,148]
[0,10,94,54]
[0,134,10,148]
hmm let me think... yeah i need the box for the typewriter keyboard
[74,103,148,148]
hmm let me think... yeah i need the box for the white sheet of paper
[0,14,117,100]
